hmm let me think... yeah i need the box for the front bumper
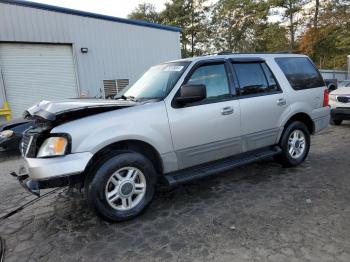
[10,169,84,197]
[331,107,350,120]
[25,152,93,180]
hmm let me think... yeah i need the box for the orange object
[54,137,67,154]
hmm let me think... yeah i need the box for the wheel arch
[283,112,315,135]
[84,139,164,178]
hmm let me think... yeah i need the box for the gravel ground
[0,123,349,262]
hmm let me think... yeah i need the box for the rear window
[275,57,324,90]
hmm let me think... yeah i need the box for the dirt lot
[0,123,349,262]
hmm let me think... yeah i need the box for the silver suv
[16,53,330,221]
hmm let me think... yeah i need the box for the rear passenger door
[231,59,288,152]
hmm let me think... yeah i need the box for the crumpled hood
[26,98,136,121]
[330,87,350,96]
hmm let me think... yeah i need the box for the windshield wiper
[117,95,138,102]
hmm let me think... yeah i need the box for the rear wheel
[86,152,157,222]
[330,119,342,126]
[275,121,310,167]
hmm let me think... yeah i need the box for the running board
[164,146,282,186]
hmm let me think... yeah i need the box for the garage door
[0,43,79,118]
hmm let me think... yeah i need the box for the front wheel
[86,152,157,222]
[275,121,310,167]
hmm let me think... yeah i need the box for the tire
[330,119,342,126]
[275,121,310,167]
[86,151,157,222]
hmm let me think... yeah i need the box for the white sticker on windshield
[164,66,184,72]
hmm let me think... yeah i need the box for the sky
[24,0,170,18]
[25,0,281,23]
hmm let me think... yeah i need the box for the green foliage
[255,23,290,52]
[127,0,350,68]
[127,3,161,23]
[161,0,211,57]
[269,0,310,50]
[211,0,286,52]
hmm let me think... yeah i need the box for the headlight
[0,130,14,138]
[329,94,336,101]
[37,136,68,157]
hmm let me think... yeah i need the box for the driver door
[166,60,242,169]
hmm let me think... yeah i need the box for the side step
[164,146,282,186]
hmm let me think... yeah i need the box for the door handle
[277,98,286,106]
[221,106,234,115]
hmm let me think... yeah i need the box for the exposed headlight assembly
[37,136,68,157]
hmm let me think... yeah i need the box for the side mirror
[176,84,206,104]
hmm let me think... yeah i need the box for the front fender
[51,102,173,155]
[77,124,170,155]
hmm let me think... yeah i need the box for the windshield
[117,62,189,101]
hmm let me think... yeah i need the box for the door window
[186,63,230,101]
[232,63,280,96]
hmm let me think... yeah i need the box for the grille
[21,134,31,157]
[21,134,38,157]
[337,96,350,103]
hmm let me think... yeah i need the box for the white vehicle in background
[329,85,350,125]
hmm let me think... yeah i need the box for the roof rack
[215,51,295,55]
[217,51,233,55]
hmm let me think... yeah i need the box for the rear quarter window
[275,57,325,90]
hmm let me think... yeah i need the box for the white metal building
[0,0,181,118]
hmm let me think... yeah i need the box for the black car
[0,118,33,155]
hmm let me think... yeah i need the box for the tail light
[323,89,329,107]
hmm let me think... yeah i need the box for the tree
[298,0,350,69]
[313,0,320,28]
[161,0,210,57]
[271,0,310,51]
[255,23,290,52]
[126,0,350,66]
[128,3,161,23]
[211,0,270,52]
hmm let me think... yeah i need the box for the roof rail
[217,51,233,55]
[215,51,295,55]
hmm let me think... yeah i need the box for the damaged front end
[10,118,83,197]
[11,99,137,196]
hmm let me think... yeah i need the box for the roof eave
[0,0,182,33]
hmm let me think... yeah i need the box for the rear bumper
[312,107,331,133]
[25,152,93,180]
[331,108,350,120]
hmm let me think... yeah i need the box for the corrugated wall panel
[0,2,180,105]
